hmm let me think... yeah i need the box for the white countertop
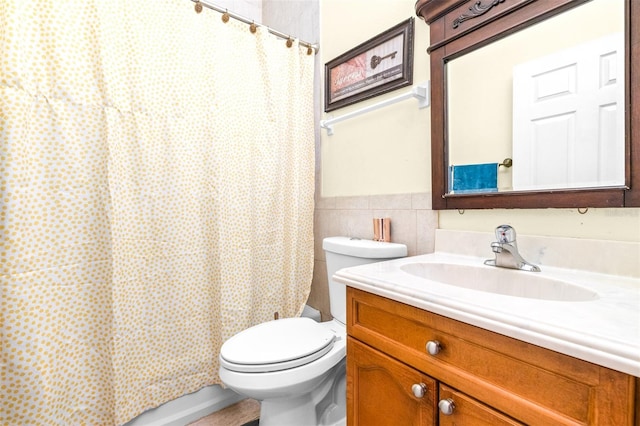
[334,252,640,377]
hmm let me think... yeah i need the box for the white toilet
[218,236,407,426]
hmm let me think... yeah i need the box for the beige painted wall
[319,0,431,197]
[319,0,640,243]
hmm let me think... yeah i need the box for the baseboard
[124,385,243,426]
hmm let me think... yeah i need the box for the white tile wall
[310,193,438,320]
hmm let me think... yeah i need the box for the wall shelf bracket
[320,81,430,136]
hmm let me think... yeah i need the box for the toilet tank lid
[323,236,407,259]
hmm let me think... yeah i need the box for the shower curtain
[0,0,315,424]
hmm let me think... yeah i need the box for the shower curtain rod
[191,0,320,54]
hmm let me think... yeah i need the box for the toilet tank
[322,237,407,324]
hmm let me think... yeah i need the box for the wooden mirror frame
[415,0,638,210]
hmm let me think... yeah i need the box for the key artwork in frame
[324,17,414,112]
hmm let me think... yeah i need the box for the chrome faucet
[484,225,541,272]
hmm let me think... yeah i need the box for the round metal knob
[411,383,427,398]
[426,340,441,355]
[438,398,456,415]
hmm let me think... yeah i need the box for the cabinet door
[347,337,437,426]
[438,385,524,426]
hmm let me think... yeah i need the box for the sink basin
[400,262,599,301]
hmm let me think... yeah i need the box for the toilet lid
[220,317,335,373]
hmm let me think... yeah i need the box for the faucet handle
[495,225,516,243]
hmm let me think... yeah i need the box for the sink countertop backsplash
[334,229,640,377]
[434,229,640,278]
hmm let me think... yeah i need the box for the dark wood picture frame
[324,18,415,112]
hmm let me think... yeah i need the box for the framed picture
[324,17,415,112]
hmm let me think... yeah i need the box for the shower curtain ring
[250,21,257,33]
[286,37,293,48]
[194,0,203,13]
[222,10,230,23]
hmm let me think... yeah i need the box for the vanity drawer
[438,384,524,426]
[347,287,636,425]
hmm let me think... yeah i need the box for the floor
[189,399,260,426]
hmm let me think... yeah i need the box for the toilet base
[257,358,346,426]
[259,394,316,426]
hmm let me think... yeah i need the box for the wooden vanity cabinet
[346,287,638,425]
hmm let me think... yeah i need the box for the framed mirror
[415,0,639,210]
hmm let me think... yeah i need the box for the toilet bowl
[219,318,346,426]
[218,236,407,426]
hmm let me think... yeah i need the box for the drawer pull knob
[411,383,428,398]
[438,398,456,415]
[426,340,442,355]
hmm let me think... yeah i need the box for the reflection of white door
[512,33,625,190]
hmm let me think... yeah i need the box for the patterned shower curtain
[0,0,315,424]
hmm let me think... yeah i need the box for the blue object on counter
[449,163,498,193]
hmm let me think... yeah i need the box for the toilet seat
[220,317,336,373]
